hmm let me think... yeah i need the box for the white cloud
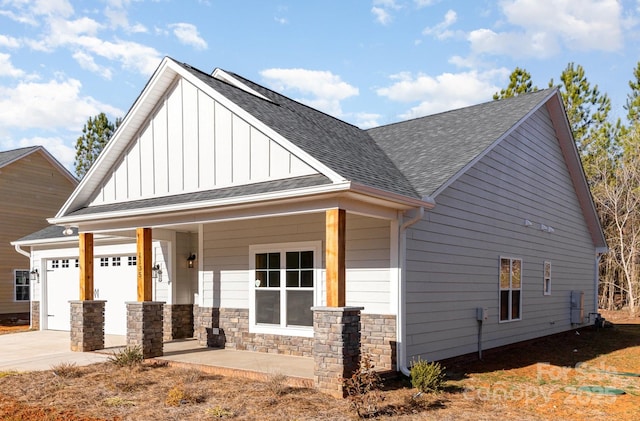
[0,78,123,132]
[422,9,457,39]
[352,112,382,129]
[32,0,74,18]
[274,16,288,24]
[414,0,438,8]
[0,35,21,48]
[260,68,359,117]
[72,51,113,79]
[0,53,25,78]
[169,23,208,50]
[371,6,392,25]
[104,2,148,33]
[376,69,508,119]
[467,0,624,59]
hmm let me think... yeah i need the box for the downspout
[14,244,31,259]
[397,206,425,377]
[594,247,608,317]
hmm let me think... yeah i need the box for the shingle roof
[15,225,77,242]
[177,62,421,199]
[367,89,554,197]
[0,146,39,168]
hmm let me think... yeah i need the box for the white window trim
[248,240,321,338]
[14,269,30,302]
[543,261,552,296]
[499,256,523,323]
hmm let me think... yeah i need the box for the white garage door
[46,255,139,335]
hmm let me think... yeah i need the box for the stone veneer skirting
[31,301,40,330]
[163,304,194,341]
[70,300,105,352]
[126,302,164,358]
[360,313,397,371]
[193,306,397,371]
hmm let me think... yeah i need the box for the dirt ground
[0,310,638,420]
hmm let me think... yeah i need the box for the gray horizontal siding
[405,106,596,361]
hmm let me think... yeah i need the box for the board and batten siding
[91,78,317,206]
[0,152,76,316]
[200,213,393,314]
[404,105,597,362]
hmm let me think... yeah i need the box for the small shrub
[51,362,82,378]
[108,346,143,367]
[410,357,446,394]
[205,405,234,418]
[103,396,136,407]
[343,356,384,418]
[266,373,289,397]
[165,383,201,406]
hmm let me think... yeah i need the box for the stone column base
[31,301,40,330]
[70,300,106,352]
[312,306,363,398]
[126,301,164,358]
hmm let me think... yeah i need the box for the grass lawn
[0,310,638,420]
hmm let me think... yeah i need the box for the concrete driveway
[0,330,126,372]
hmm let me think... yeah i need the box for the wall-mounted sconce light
[524,219,533,227]
[30,268,39,283]
[62,226,74,236]
[187,253,196,269]
[152,263,162,281]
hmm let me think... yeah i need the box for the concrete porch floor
[0,331,314,388]
[97,335,315,388]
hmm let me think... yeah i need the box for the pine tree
[74,113,121,179]
[493,67,537,100]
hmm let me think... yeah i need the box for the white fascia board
[349,182,435,210]
[55,57,178,218]
[211,69,272,102]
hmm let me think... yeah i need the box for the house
[12,57,606,397]
[0,146,77,323]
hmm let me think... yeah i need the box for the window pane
[300,270,314,287]
[286,271,299,287]
[255,271,267,288]
[511,290,521,319]
[268,271,280,288]
[268,253,280,269]
[256,253,267,269]
[16,286,29,301]
[500,290,509,321]
[287,290,313,326]
[300,251,313,268]
[256,290,280,324]
[286,252,299,269]
[500,259,510,289]
[512,259,521,288]
[16,272,29,285]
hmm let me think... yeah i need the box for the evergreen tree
[493,67,537,100]
[624,61,640,125]
[74,113,121,179]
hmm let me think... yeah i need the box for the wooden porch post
[326,208,346,307]
[78,233,94,300]
[136,227,153,302]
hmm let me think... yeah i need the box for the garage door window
[14,269,29,301]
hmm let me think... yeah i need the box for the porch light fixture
[187,253,196,269]
[30,268,39,283]
[62,226,74,236]
[152,263,162,281]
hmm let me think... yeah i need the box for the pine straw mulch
[0,310,639,420]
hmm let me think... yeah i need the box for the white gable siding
[90,78,317,206]
[405,106,596,361]
[200,213,392,314]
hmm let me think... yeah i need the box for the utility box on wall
[570,290,584,324]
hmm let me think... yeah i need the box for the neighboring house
[0,146,77,322]
[12,57,606,396]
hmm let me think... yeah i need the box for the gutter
[397,206,426,377]
[14,244,31,258]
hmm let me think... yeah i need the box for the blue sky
[1,0,639,173]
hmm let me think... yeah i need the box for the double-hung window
[250,241,320,337]
[499,257,522,322]
[14,269,30,302]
